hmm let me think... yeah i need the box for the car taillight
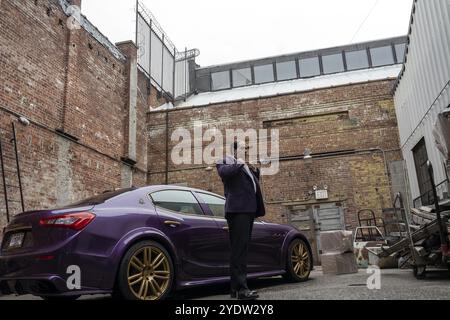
[39,212,95,231]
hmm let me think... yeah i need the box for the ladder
[0,122,25,223]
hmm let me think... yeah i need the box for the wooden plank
[419,206,434,213]
[411,208,436,221]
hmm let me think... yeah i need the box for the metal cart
[378,161,450,279]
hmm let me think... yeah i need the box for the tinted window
[276,61,297,81]
[370,46,395,67]
[150,190,203,215]
[211,71,230,90]
[395,43,406,63]
[196,193,225,218]
[322,53,344,74]
[345,50,369,70]
[254,64,274,84]
[232,68,252,87]
[299,57,320,78]
[67,188,136,207]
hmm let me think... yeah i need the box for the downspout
[165,108,169,185]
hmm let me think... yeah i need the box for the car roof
[135,185,225,199]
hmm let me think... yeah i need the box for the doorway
[288,202,345,264]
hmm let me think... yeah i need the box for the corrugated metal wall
[394,0,450,203]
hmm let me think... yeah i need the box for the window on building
[322,53,345,74]
[370,46,395,67]
[412,138,434,206]
[395,43,406,63]
[299,57,321,78]
[195,192,225,218]
[150,190,203,216]
[345,50,369,71]
[211,71,230,90]
[232,68,252,87]
[254,64,274,84]
[276,61,297,81]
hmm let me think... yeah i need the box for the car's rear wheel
[116,240,174,300]
[283,238,312,282]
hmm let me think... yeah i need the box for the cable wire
[350,0,380,43]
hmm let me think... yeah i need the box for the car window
[195,192,225,218]
[65,188,136,207]
[150,190,204,216]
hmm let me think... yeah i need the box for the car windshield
[64,188,136,207]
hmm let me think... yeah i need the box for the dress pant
[226,212,255,292]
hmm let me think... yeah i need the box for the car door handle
[273,233,284,237]
[164,220,181,228]
[222,226,229,231]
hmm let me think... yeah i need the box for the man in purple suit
[216,141,266,300]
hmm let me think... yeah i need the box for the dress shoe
[237,290,259,300]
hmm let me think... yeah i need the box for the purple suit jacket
[216,156,266,218]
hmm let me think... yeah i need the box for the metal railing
[136,1,199,101]
[413,179,449,208]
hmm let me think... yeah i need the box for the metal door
[288,206,319,264]
[314,203,345,257]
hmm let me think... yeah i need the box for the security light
[304,148,313,164]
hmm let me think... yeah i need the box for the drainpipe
[165,108,169,185]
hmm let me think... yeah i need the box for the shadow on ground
[169,276,301,300]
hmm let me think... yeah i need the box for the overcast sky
[81,0,413,66]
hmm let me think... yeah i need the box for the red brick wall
[0,0,157,229]
[147,80,403,227]
[0,0,404,233]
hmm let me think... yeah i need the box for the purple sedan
[0,186,312,300]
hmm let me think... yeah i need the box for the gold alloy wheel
[291,241,311,278]
[127,246,171,300]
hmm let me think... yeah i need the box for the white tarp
[162,46,174,94]
[150,30,163,86]
[137,15,150,74]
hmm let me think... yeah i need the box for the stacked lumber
[320,231,358,275]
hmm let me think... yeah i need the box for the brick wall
[147,80,403,227]
[0,0,404,233]
[0,0,159,229]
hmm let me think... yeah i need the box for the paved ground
[1,267,449,300]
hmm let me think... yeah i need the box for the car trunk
[1,206,94,256]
